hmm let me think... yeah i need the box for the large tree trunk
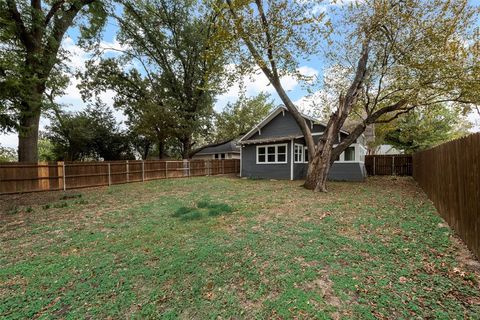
[142,142,151,160]
[17,82,44,162]
[157,141,165,159]
[18,111,41,162]
[180,137,192,159]
[304,145,334,192]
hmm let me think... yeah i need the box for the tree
[376,105,471,154]
[214,92,274,142]
[38,132,56,161]
[105,0,227,158]
[46,104,134,161]
[0,145,17,162]
[79,58,175,159]
[223,0,480,191]
[0,0,107,162]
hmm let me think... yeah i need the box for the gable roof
[193,138,240,155]
[238,105,349,143]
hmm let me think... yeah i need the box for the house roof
[238,105,349,143]
[194,138,240,155]
[237,135,298,145]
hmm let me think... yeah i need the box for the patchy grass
[1,176,479,319]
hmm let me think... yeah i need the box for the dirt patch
[300,271,342,308]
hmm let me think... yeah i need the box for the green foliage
[45,103,134,161]
[37,136,56,161]
[172,200,233,220]
[80,0,228,158]
[60,194,83,200]
[0,0,108,161]
[0,144,17,162]
[214,92,274,142]
[379,105,471,153]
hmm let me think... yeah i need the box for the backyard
[1,176,479,319]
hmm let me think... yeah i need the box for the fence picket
[0,159,240,195]
[413,133,480,259]
[365,155,412,176]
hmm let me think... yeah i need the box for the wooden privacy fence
[0,159,240,195]
[413,133,480,259]
[364,155,413,176]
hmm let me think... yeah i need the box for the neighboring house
[371,144,403,155]
[191,138,240,160]
[238,106,367,181]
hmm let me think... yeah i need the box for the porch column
[290,139,294,180]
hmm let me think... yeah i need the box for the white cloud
[214,65,319,111]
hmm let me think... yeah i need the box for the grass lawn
[1,176,480,319]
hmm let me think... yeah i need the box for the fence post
[142,161,145,181]
[57,161,66,191]
[63,162,67,191]
[188,160,191,177]
[222,160,224,174]
[182,159,189,177]
[165,162,168,178]
[392,156,395,176]
[373,157,376,176]
[108,163,111,186]
[126,160,129,182]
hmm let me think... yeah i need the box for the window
[294,144,303,163]
[257,144,288,164]
[277,145,286,162]
[214,153,226,159]
[344,146,355,161]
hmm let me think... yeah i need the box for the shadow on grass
[173,200,234,221]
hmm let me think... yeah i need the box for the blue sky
[1,0,479,149]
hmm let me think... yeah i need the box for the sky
[1,0,479,149]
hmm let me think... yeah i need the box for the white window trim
[333,143,366,163]
[303,147,309,163]
[256,143,288,164]
[293,144,310,164]
[294,144,304,163]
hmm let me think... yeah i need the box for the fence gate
[364,155,412,176]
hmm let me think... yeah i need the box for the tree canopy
[222,0,480,191]
[0,0,109,161]
[214,92,274,142]
[375,105,471,154]
[46,104,133,161]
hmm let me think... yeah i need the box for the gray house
[238,106,367,181]
[191,138,240,160]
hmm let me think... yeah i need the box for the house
[191,138,240,160]
[371,144,403,155]
[238,106,367,181]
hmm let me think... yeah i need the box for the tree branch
[45,0,66,26]
[6,0,34,48]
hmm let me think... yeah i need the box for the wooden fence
[413,133,480,259]
[0,159,240,195]
[364,155,413,176]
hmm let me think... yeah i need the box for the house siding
[328,162,367,181]
[293,162,366,181]
[249,112,326,140]
[240,143,291,179]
